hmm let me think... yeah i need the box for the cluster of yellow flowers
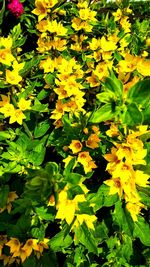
[104,126,150,221]
[0,95,31,125]
[49,185,97,230]
[63,125,100,174]
[0,36,24,85]
[40,56,86,127]
[0,236,49,265]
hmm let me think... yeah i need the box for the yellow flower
[120,16,131,33]
[135,170,149,188]
[0,36,13,49]
[32,0,48,21]
[74,214,97,230]
[69,140,83,154]
[12,247,28,263]
[77,152,97,174]
[56,188,86,225]
[126,202,144,222]
[86,134,100,149]
[86,74,100,87]
[12,61,25,72]
[6,238,21,254]
[112,162,134,181]
[106,124,119,137]
[101,36,117,52]
[89,38,101,50]
[18,98,31,111]
[137,59,150,76]
[22,239,39,257]
[112,8,122,21]
[72,18,83,31]
[39,56,55,73]
[9,109,26,125]
[52,37,67,51]
[6,69,22,85]
[0,49,14,66]
[36,239,49,254]
[0,95,10,107]
[146,38,150,46]
[0,103,15,118]
[104,178,123,198]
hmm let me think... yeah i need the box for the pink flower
[7,0,24,18]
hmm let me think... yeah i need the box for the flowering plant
[0,0,150,266]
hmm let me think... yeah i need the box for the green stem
[22,122,33,139]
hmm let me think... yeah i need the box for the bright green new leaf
[50,230,73,252]
[89,104,115,123]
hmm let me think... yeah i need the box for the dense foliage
[0,0,150,266]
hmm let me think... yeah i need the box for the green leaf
[88,184,119,212]
[96,91,116,104]
[50,230,73,252]
[32,99,48,112]
[35,206,54,221]
[89,104,115,123]
[40,252,58,267]
[22,255,37,267]
[127,79,150,107]
[124,103,143,126]
[31,225,46,240]
[45,73,55,85]
[113,201,134,236]
[133,216,150,246]
[0,185,9,208]
[74,223,98,254]
[45,162,59,176]
[34,120,50,138]
[105,72,123,98]
[95,221,108,242]
[63,157,76,177]
[37,89,49,101]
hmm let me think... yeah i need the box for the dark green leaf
[133,216,150,246]
[0,185,9,208]
[75,223,98,254]
[34,120,50,138]
[124,103,143,126]
[127,79,150,107]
